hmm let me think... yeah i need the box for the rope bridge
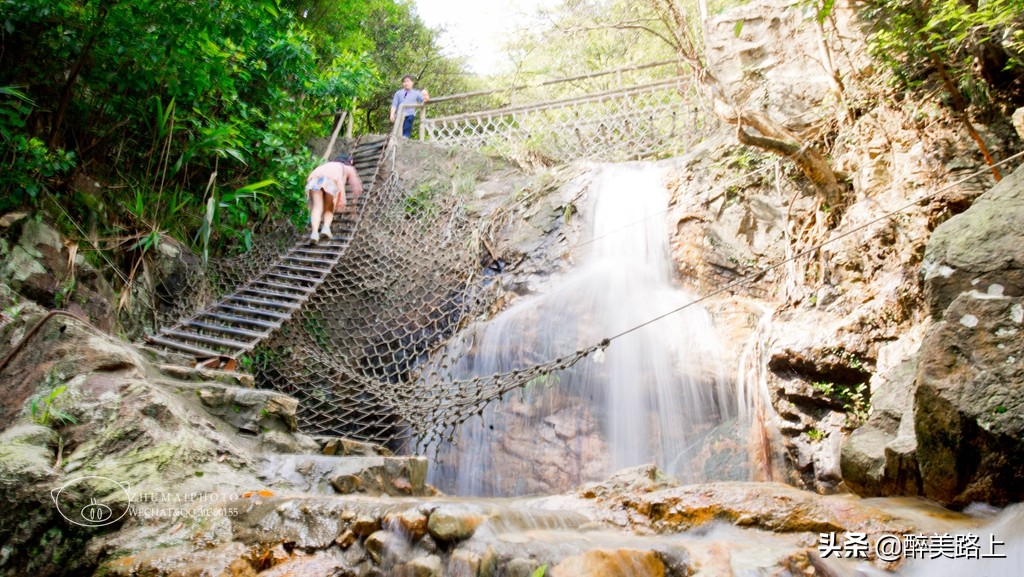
[150,63,714,450]
[420,61,712,164]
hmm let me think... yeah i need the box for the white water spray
[430,164,746,496]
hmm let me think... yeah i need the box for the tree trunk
[654,0,844,206]
[927,50,1002,181]
[48,1,114,149]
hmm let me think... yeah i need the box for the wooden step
[282,255,337,266]
[200,312,281,330]
[186,321,268,339]
[148,335,223,358]
[267,272,322,284]
[274,263,330,275]
[239,287,306,301]
[226,295,302,309]
[252,280,316,294]
[161,329,252,351]
[216,303,292,319]
[290,248,343,257]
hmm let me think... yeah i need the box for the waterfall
[428,163,750,496]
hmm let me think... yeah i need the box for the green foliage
[812,381,870,429]
[531,564,549,577]
[501,0,678,96]
[863,0,1024,100]
[806,428,826,442]
[0,0,465,268]
[0,87,77,210]
[30,385,78,428]
[403,182,443,219]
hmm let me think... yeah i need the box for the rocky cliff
[662,0,1023,503]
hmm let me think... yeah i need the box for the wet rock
[365,529,408,566]
[651,547,691,577]
[258,454,429,496]
[579,464,679,500]
[841,354,923,497]
[259,429,321,454]
[480,546,499,577]
[176,380,299,435]
[448,549,481,576]
[914,292,1024,506]
[921,164,1024,318]
[0,218,115,331]
[328,456,428,496]
[396,554,443,577]
[335,528,357,548]
[587,479,916,537]
[95,542,259,577]
[318,436,392,456]
[505,558,541,577]
[352,514,383,537]
[426,506,483,543]
[551,549,666,577]
[257,549,353,577]
[385,508,429,540]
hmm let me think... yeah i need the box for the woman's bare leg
[309,189,324,237]
[322,192,335,231]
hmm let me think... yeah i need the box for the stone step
[258,454,430,497]
[159,380,300,435]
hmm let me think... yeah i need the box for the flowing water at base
[427,163,761,496]
[413,162,1022,576]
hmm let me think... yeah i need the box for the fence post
[346,99,354,139]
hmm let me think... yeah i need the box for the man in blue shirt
[390,75,430,138]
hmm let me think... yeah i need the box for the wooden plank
[252,280,316,294]
[161,329,252,350]
[274,263,331,275]
[148,335,223,358]
[282,255,337,266]
[240,287,306,301]
[226,295,302,309]
[216,303,292,319]
[186,321,268,339]
[200,312,281,329]
[266,272,322,284]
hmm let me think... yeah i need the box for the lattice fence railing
[422,77,712,163]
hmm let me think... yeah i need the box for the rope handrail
[427,59,678,104]
[425,76,690,124]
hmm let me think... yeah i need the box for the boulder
[921,165,1024,318]
[914,292,1024,506]
[706,0,869,133]
[840,355,923,497]
[0,216,116,331]
[425,506,483,543]
[551,549,666,577]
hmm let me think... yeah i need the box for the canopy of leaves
[0,0,469,258]
[862,0,1024,107]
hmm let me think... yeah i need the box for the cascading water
[428,163,757,496]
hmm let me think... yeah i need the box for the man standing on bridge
[390,75,429,138]
[304,154,362,245]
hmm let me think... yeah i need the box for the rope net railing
[147,64,721,451]
[149,148,615,450]
[425,79,709,163]
[421,62,713,164]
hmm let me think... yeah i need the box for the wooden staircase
[145,136,389,361]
